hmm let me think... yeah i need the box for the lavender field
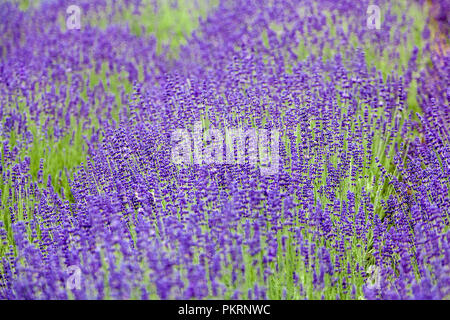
[0,0,449,300]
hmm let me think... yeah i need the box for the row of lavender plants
[0,0,448,299]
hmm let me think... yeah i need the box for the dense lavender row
[0,0,449,299]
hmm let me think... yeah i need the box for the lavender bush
[0,0,448,300]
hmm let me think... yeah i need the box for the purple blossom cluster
[0,0,449,299]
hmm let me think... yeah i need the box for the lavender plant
[0,0,448,300]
